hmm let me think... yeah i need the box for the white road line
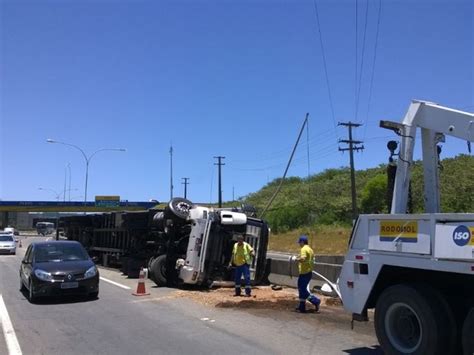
[99,277,131,290]
[0,294,22,355]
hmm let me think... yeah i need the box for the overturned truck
[57,198,269,287]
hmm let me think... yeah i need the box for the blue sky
[1,0,473,203]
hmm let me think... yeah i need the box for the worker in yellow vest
[230,235,255,297]
[291,235,321,313]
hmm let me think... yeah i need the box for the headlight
[84,266,97,279]
[34,269,53,281]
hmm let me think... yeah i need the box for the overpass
[0,201,158,229]
[0,201,158,213]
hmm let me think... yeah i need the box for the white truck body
[338,100,474,354]
[340,213,474,315]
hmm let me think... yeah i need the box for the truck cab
[149,198,269,287]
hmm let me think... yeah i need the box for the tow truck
[338,100,474,354]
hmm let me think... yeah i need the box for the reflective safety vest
[232,242,254,266]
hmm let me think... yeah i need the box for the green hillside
[242,154,474,233]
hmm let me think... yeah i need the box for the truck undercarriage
[57,198,269,288]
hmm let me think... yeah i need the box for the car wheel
[149,254,167,286]
[374,284,456,355]
[28,280,37,303]
[167,198,193,220]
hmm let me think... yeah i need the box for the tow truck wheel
[462,309,474,355]
[149,255,167,286]
[167,198,193,220]
[375,284,456,355]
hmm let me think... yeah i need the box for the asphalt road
[0,235,382,355]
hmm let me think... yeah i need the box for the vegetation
[242,154,474,234]
[267,226,351,254]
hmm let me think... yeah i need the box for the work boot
[234,287,241,297]
[310,297,321,313]
[245,287,251,297]
[296,302,306,313]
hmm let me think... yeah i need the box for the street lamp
[46,139,126,204]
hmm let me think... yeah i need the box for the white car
[4,227,19,236]
[0,233,16,255]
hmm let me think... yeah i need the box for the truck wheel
[149,255,167,286]
[147,256,156,279]
[462,309,474,355]
[167,198,193,220]
[375,284,456,355]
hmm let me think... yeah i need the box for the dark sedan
[20,241,99,302]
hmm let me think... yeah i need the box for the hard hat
[297,235,308,243]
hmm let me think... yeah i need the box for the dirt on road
[174,286,342,311]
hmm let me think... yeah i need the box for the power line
[356,0,369,122]
[311,0,338,135]
[260,114,309,218]
[363,0,382,140]
[306,117,311,178]
[231,127,336,164]
[355,0,358,120]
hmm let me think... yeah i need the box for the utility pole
[182,177,190,199]
[232,185,235,201]
[338,122,364,221]
[214,156,225,207]
[169,144,174,200]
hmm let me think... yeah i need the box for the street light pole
[46,139,126,204]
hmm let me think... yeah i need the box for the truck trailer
[57,198,269,287]
[338,101,474,355]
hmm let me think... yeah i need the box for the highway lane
[0,235,381,355]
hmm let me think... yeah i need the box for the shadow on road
[20,289,99,305]
[342,345,383,354]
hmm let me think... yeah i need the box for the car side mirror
[91,256,99,263]
[21,260,29,264]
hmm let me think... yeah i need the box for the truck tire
[147,256,156,279]
[167,198,193,220]
[462,309,474,355]
[374,284,456,355]
[149,255,167,286]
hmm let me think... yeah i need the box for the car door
[21,245,33,285]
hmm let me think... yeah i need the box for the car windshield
[0,235,14,242]
[34,244,89,262]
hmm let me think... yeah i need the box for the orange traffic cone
[132,267,150,296]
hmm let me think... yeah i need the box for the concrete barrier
[266,252,344,288]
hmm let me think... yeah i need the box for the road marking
[99,277,131,290]
[0,294,22,355]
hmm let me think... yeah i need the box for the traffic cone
[132,267,150,296]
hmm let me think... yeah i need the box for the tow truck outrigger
[338,100,474,355]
